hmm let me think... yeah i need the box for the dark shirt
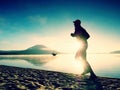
[74,26,90,40]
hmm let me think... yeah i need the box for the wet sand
[0,65,120,90]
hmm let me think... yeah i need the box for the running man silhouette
[71,19,97,79]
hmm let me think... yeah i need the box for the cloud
[24,31,80,53]
[0,41,9,44]
[28,16,47,25]
[0,41,11,50]
[0,30,3,34]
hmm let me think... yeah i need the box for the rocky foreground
[0,65,120,90]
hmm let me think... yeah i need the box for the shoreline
[0,65,120,90]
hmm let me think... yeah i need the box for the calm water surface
[0,54,120,78]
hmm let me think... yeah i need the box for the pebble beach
[0,65,120,90]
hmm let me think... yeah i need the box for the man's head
[73,19,81,26]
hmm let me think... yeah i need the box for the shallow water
[0,54,120,78]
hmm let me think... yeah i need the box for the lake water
[0,54,120,78]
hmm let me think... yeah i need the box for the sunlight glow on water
[0,59,40,69]
[0,54,120,78]
[43,55,84,74]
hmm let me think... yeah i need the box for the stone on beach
[0,65,120,90]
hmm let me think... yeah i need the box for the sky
[0,0,120,53]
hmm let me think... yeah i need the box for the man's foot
[89,74,97,80]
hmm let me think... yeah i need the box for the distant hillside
[110,50,120,54]
[0,45,59,55]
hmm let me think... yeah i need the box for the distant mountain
[27,45,47,50]
[110,50,120,54]
[0,45,59,55]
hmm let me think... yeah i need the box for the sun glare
[72,60,84,74]
[44,54,84,75]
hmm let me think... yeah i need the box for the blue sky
[0,0,120,53]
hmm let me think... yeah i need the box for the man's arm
[71,33,76,37]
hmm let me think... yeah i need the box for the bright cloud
[0,30,3,34]
[28,16,47,25]
[25,31,79,53]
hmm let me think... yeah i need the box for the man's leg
[82,60,97,79]
[81,49,90,75]
[81,47,97,78]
